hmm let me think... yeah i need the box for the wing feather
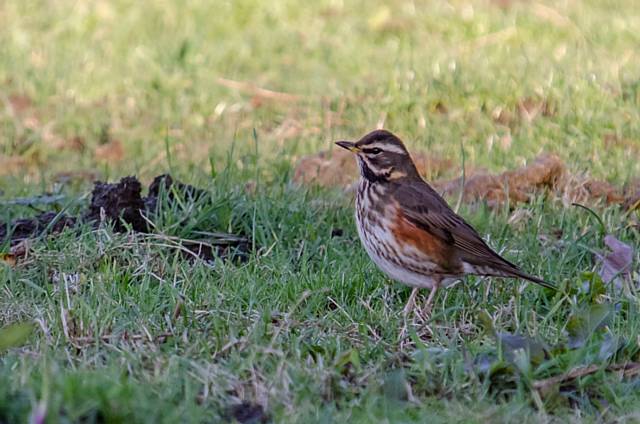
[392,181,554,289]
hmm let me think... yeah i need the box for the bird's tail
[509,269,556,290]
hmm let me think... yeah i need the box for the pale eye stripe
[362,142,406,155]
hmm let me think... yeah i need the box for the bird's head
[335,130,420,183]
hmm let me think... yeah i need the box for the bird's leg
[403,288,420,318]
[399,287,420,347]
[421,280,440,318]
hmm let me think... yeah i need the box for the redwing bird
[336,130,554,316]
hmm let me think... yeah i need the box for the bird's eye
[369,148,382,155]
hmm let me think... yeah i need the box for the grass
[1,0,640,422]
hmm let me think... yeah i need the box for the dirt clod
[84,176,148,232]
[0,212,76,243]
[1,175,250,263]
[147,174,207,207]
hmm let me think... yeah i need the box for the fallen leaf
[598,235,634,285]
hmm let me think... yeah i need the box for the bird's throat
[358,158,387,183]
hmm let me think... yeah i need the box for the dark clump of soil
[148,174,206,200]
[1,175,250,263]
[0,212,76,243]
[224,402,269,424]
[84,176,148,232]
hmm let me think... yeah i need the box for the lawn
[1,0,640,422]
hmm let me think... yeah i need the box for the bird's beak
[335,141,360,153]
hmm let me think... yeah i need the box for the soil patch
[1,175,250,262]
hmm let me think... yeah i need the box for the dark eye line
[362,147,382,154]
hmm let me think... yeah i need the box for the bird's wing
[392,181,552,288]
